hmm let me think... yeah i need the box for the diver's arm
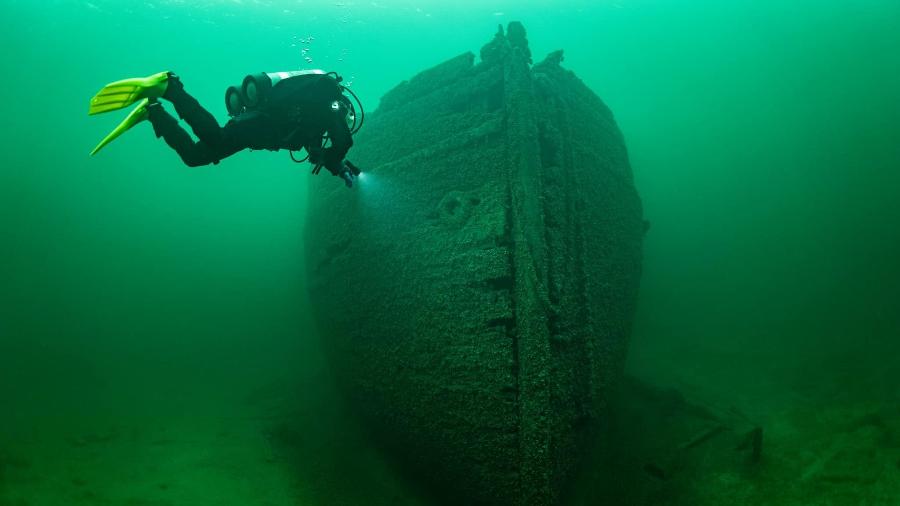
[322,107,354,176]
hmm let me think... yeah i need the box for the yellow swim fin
[88,71,170,115]
[90,98,151,156]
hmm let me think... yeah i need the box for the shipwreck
[305,22,645,506]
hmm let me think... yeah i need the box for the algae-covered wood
[305,23,644,506]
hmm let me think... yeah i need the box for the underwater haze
[1,0,899,505]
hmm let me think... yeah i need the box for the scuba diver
[88,70,363,187]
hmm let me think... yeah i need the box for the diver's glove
[344,160,362,177]
[339,168,355,188]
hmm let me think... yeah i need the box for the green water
[1,1,898,504]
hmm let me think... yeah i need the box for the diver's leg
[161,74,228,148]
[147,102,229,167]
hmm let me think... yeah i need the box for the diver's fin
[90,98,151,156]
[88,71,170,115]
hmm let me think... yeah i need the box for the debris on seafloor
[636,382,764,482]
[566,374,766,505]
[798,406,898,484]
[799,436,847,484]
[735,426,764,464]
[679,424,728,451]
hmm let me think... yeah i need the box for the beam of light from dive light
[356,171,383,196]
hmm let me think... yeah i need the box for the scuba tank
[225,70,324,116]
[223,70,364,135]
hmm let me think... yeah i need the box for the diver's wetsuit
[147,74,353,176]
